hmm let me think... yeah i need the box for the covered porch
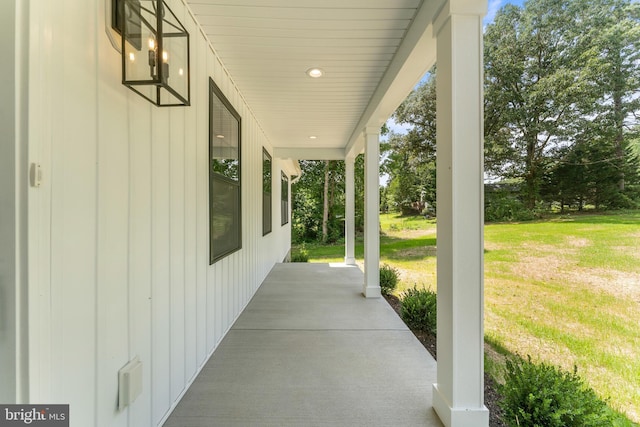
[4,0,489,426]
[163,262,443,426]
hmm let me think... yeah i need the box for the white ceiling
[185,0,443,158]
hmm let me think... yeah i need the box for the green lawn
[294,211,640,424]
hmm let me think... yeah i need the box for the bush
[290,244,309,262]
[400,286,437,334]
[379,264,399,295]
[485,191,535,222]
[498,356,613,427]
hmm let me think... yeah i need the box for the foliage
[376,0,640,222]
[400,286,437,334]
[292,157,365,244]
[379,264,399,295]
[290,244,309,262]
[498,356,614,427]
[291,243,309,262]
[382,68,437,214]
[542,122,640,211]
[484,0,640,210]
[485,0,595,208]
[485,186,536,222]
[383,0,640,217]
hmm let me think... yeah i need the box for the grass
[296,211,640,424]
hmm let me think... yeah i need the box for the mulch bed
[384,294,506,427]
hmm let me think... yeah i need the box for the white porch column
[363,128,381,298]
[432,1,489,426]
[344,155,356,265]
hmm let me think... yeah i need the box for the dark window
[262,149,272,236]
[209,78,241,264]
[281,172,289,226]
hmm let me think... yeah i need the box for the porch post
[363,128,381,298]
[432,1,489,426]
[344,155,356,265]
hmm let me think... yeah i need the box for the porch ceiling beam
[273,147,345,161]
[344,0,444,159]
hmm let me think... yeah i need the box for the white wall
[1,0,29,406]
[0,0,17,405]
[24,0,292,425]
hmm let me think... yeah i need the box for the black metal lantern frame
[115,0,190,106]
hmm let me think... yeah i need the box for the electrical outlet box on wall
[118,357,143,411]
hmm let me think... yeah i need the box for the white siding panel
[195,32,209,367]
[0,0,18,404]
[212,257,219,348]
[151,109,172,425]
[27,0,54,405]
[96,20,130,426]
[184,13,199,381]
[169,108,186,401]
[221,257,229,337]
[206,48,217,354]
[127,95,153,427]
[234,255,240,322]
[49,1,98,426]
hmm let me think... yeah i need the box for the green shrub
[498,356,613,427]
[485,191,535,222]
[379,264,399,295]
[400,286,437,334]
[290,244,309,262]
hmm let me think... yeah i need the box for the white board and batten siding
[23,0,293,425]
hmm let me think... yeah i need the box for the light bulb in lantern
[161,51,169,84]
[148,38,157,70]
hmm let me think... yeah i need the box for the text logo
[0,405,69,426]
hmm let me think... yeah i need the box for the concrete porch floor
[163,263,443,426]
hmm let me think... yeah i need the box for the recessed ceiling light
[309,136,317,140]
[216,134,225,139]
[306,68,324,78]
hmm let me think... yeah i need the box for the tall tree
[574,0,640,192]
[322,160,330,242]
[485,0,640,209]
[484,0,592,209]
[383,69,438,214]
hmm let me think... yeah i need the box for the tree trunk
[524,137,538,210]
[322,160,330,243]
[613,85,625,192]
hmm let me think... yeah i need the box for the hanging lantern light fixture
[113,0,190,106]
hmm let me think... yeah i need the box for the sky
[485,0,526,25]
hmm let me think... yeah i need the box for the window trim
[281,171,289,226]
[209,77,242,264]
[262,148,272,236]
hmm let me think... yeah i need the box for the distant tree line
[384,0,640,219]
